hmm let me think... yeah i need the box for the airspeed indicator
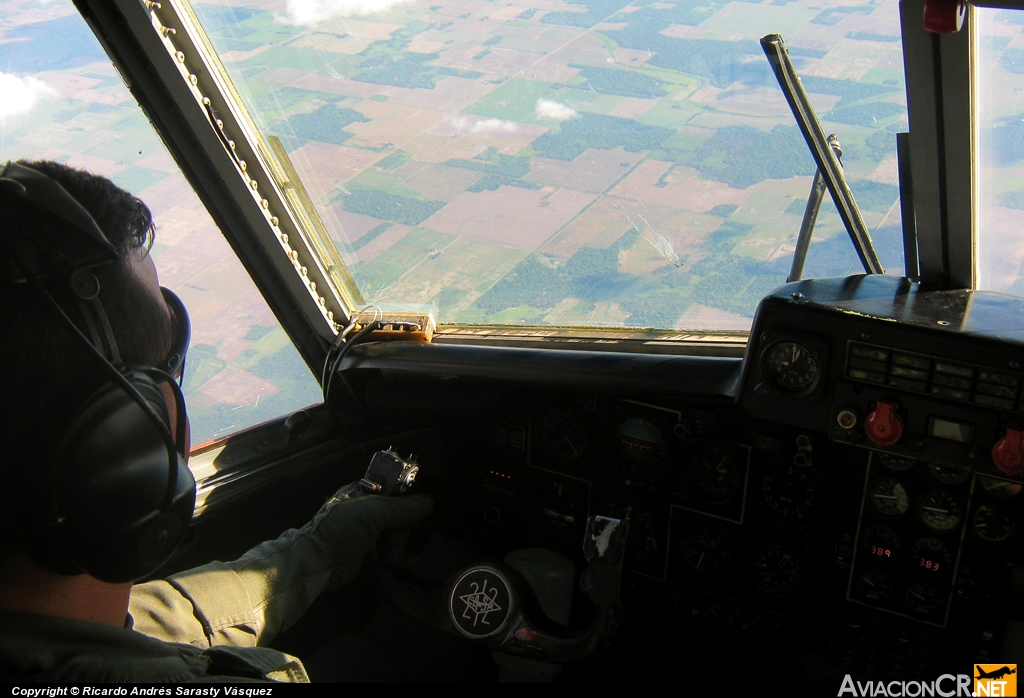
[868,477,910,519]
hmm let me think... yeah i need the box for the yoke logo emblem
[449,567,512,639]
[459,581,502,627]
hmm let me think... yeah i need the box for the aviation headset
[0,161,196,583]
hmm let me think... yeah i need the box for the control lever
[377,514,629,662]
[864,400,904,447]
[358,449,419,496]
[992,426,1024,476]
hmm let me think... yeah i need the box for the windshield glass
[977,6,1024,295]
[0,0,324,445]
[191,0,907,333]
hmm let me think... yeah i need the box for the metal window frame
[900,0,976,290]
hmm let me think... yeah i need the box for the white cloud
[534,99,578,121]
[277,0,413,25]
[447,114,519,134]
[0,73,57,120]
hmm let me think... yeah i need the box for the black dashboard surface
[325,275,1024,684]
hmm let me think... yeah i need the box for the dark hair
[0,160,174,553]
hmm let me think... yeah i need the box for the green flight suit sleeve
[129,561,262,647]
[129,484,433,650]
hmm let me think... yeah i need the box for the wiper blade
[761,33,885,276]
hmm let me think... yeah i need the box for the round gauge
[615,417,665,465]
[909,537,952,575]
[978,477,1023,501]
[973,504,1016,543]
[749,545,803,597]
[688,442,743,504]
[678,523,733,576]
[868,477,910,519]
[905,582,944,617]
[540,408,588,459]
[761,463,815,519]
[928,464,970,486]
[854,569,893,603]
[878,453,916,472]
[762,341,820,394]
[917,490,963,533]
[860,524,901,564]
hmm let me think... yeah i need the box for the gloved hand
[295,482,435,589]
[224,482,434,642]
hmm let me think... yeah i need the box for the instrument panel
[334,274,1024,682]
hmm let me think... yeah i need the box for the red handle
[992,428,1024,476]
[923,0,968,34]
[864,401,904,447]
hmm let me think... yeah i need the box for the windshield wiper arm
[790,135,845,283]
[761,33,885,277]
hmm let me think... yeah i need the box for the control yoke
[378,515,629,663]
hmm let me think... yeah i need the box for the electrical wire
[323,318,382,413]
[321,322,351,389]
[320,305,381,389]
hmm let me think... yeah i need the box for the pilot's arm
[128,483,433,648]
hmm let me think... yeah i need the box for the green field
[464,78,571,122]
[353,228,458,292]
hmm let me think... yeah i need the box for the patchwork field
[1,0,935,441]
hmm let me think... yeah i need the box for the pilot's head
[0,159,193,582]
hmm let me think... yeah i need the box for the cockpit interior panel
[244,273,1021,683]
[5,0,1024,688]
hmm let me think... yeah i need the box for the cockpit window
[188,0,908,333]
[976,7,1024,295]
[0,1,323,445]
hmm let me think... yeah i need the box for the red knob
[992,428,1024,476]
[864,401,904,446]
[923,0,967,34]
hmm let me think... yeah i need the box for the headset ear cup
[52,373,195,583]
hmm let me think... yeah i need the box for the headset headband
[0,160,117,282]
[1,160,124,363]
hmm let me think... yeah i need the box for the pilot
[0,159,432,682]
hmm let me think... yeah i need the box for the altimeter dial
[917,490,963,533]
[973,504,1015,543]
[905,583,944,617]
[909,537,952,575]
[749,545,803,597]
[762,463,815,519]
[540,408,588,459]
[860,524,901,563]
[855,569,893,603]
[678,523,733,576]
[688,442,743,504]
